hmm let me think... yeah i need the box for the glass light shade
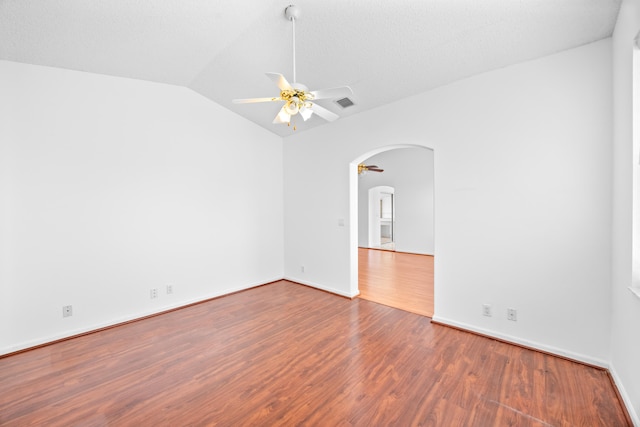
[299,106,313,121]
[285,97,300,115]
[276,108,291,123]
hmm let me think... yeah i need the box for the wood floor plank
[358,247,434,317]
[0,281,630,426]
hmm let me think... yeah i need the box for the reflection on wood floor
[358,247,434,317]
[0,281,630,425]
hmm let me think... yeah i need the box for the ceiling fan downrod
[285,5,300,84]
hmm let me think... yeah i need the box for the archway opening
[350,145,435,317]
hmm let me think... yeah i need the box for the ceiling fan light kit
[232,5,353,131]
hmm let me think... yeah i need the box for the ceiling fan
[358,164,384,174]
[232,5,353,130]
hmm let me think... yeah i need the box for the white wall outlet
[301,265,305,273]
[482,304,492,317]
[62,305,73,318]
[507,308,517,321]
[150,288,158,299]
[166,285,173,295]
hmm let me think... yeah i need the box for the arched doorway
[349,145,435,316]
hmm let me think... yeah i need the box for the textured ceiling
[0,0,622,137]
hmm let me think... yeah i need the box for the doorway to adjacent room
[352,145,434,317]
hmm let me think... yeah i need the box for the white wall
[284,39,612,365]
[357,147,435,254]
[611,0,640,423]
[0,61,284,355]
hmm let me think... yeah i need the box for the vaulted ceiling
[0,0,622,136]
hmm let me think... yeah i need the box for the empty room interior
[1,0,640,425]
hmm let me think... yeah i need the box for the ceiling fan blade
[232,97,280,104]
[273,105,291,124]
[365,165,379,169]
[309,86,353,100]
[309,103,339,122]
[266,72,293,91]
[368,168,384,172]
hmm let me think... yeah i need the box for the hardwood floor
[0,281,630,426]
[359,247,434,317]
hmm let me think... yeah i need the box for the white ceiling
[0,0,622,137]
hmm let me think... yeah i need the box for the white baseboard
[433,316,640,425]
[1,277,281,356]
[431,315,609,368]
[283,276,359,298]
[609,365,640,426]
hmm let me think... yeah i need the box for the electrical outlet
[150,288,158,299]
[166,285,173,295]
[301,266,305,273]
[507,308,517,321]
[62,305,73,318]
[482,304,492,317]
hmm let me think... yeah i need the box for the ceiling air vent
[335,97,355,109]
